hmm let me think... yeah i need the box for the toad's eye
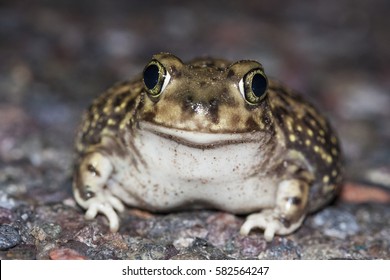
[143,60,170,98]
[239,68,268,105]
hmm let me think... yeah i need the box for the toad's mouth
[139,121,263,148]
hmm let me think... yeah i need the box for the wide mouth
[139,121,262,147]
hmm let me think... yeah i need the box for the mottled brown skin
[74,53,342,240]
[268,81,343,211]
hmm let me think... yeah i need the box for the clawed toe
[83,194,123,232]
[240,210,304,241]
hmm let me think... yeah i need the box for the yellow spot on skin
[325,184,335,192]
[286,118,293,131]
[319,129,325,136]
[258,120,265,130]
[305,139,311,146]
[103,106,111,114]
[323,175,330,183]
[314,145,320,153]
[332,170,338,177]
[289,134,297,142]
[119,113,133,130]
[326,155,333,164]
[331,148,338,156]
[297,125,303,132]
[317,136,326,144]
[120,101,128,110]
[307,129,314,137]
[331,136,338,144]
[107,119,116,126]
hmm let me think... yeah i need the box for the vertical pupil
[144,64,159,89]
[251,73,267,97]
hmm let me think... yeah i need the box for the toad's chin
[139,121,264,148]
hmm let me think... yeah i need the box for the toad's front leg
[240,179,309,241]
[73,152,125,232]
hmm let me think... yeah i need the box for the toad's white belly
[107,122,279,213]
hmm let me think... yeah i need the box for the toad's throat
[139,121,263,148]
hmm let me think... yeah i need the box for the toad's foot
[240,178,309,241]
[73,151,125,232]
[84,190,125,232]
[240,210,305,241]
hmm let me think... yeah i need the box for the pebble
[341,182,390,203]
[49,248,87,260]
[312,208,360,239]
[0,225,22,250]
[258,238,301,260]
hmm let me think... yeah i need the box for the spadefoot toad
[73,53,342,241]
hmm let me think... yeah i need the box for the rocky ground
[0,0,389,259]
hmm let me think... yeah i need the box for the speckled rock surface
[1,0,389,260]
